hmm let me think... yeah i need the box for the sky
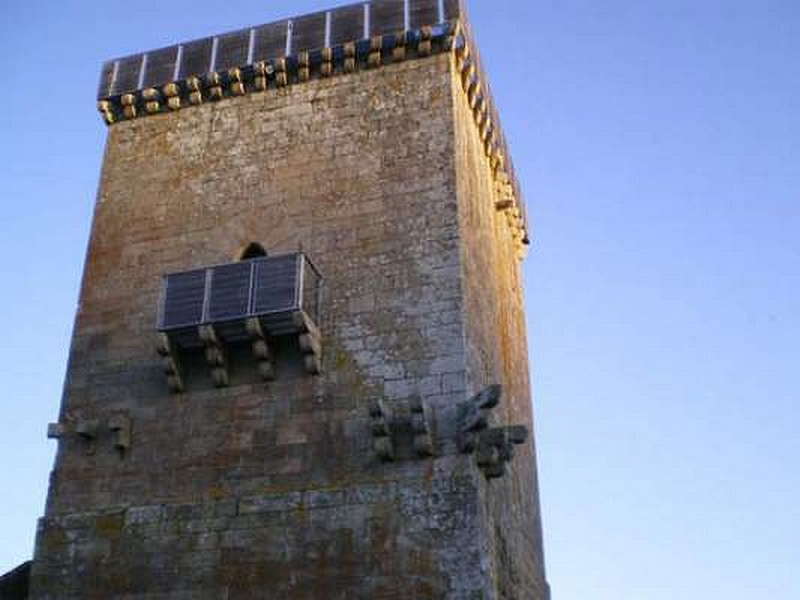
[1,1,798,598]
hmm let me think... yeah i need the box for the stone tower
[30,1,549,598]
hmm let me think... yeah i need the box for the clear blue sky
[1,1,798,598]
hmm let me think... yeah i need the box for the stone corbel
[142,88,161,114]
[274,58,288,87]
[198,324,229,387]
[320,48,334,77]
[297,52,311,82]
[418,26,433,57]
[369,398,395,461]
[97,100,115,124]
[108,414,132,452]
[410,396,434,457]
[392,32,407,62]
[368,36,383,68]
[228,68,245,95]
[293,313,322,375]
[120,94,137,119]
[207,72,223,100]
[457,384,529,479]
[163,82,181,110]
[156,332,184,393]
[343,42,357,74]
[187,76,203,105]
[246,318,276,381]
[253,61,270,90]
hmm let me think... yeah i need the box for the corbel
[418,26,433,57]
[186,76,203,105]
[299,330,322,375]
[156,332,185,393]
[162,82,181,110]
[198,324,229,387]
[47,418,99,455]
[368,398,395,461]
[476,425,528,479]
[207,72,223,100]
[456,384,529,479]
[253,61,270,91]
[120,94,137,119]
[246,318,276,381]
[228,68,245,95]
[457,384,502,453]
[343,42,357,73]
[108,414,132,452]
[320,48,333,77]
[460,61,475,91]
[368,36,383,68]
[392,32,407,62]
[97,100,115,125]
[297,52,310,82]
[142,88,161,114]
[409,396,434,457]
[274,58,288,87]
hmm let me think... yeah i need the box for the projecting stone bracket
[48,412,132,456]
[457,384,529,479]
[368,396,435,462]
[246,318,276,381]
[294,313,323,376]
[156,332,185,393]
[199,324,229,387]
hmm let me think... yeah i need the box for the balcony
[155,252,322,392]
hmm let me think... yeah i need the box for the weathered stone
[29,2,548,598]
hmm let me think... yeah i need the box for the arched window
[238,242,267,260]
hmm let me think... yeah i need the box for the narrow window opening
[239,242,267,260]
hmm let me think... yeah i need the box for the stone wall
[31,48,547,598]
[451,56,549,599]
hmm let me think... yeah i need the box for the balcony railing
[157,252,321,349]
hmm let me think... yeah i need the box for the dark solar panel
[161,270,206,329]
[443,0,461,21]
[111,55,142,95]
[142,46,179,88]
[179,38,213,79]
[252,255,299,314]
[208,262,252,322]
[253,21,288,61]
[215,29,251,71]
[370,0,406,36]
[98,61,115,98]
[330,4,365,46]
[291,12,327,54]
[409,0,439,29]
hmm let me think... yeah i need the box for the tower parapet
[96,0,528,252]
